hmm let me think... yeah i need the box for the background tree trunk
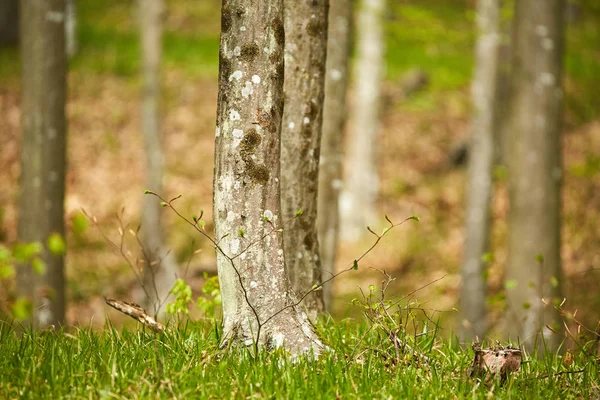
[505,0,564,350]
[213,0,323,354]
[459,0,500,340]
[317,0,351,311]
[280,0,328,319]
[139,0,178,316]
[340,0,384,242]
[0,0,19,46]
[17,0,67,328]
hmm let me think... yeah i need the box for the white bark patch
[288,122,295,129]
[332,179,343,190]
[539,72,555,86]
[230,238,240,254]
[46,11,64,23]
[232,129,244,147]
[234,181,241,190]
[272,332,285,348]
[227,211,237,223]
[330,69,342,81]
[242,81,253,98]
[542,38,554,51]
[233,46,241,57]
[229,109,241,121]
[264,209,274,221]
[221,174,234,190]
[535,25,548,36]
[229,70,243,82]
[251,75,261,84]
[215,126,221,137]
[297,252,303,259]
[303,117,310,125]
[240,26,247,31]
[250,281,258,288]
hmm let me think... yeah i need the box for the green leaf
[199,220,206,229]
[71,212,89,236]
[32,257,47,275]
[143,190,152,194]
[505,280,517,290]
[535,254,544,263]
[11,297,33,320]
[0,264,14,279]
[13,242,43,262]
[0,245,11,262]
[47,233,66,255]
[409,216,420,222]
[352,260,358,270]
[238,229,245,237]
[481,252,494,264]
[295,209,303,216]
[160,202,168,207]
[550,276,559,288]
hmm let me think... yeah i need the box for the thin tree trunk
[460,0,500,340]
[280,0,329,319]
[17,0,67,328]
[65,0,77,58]
[340,0,384,242]
[139,0,178,316]
[317,0,351,311]
[505,0,564,350]
[213,0,324,355]
[0,0,19,46]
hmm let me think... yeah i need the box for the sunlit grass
[0,319,597,398]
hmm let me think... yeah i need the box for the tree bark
[505,0,564,350]
[0,0,19,46]
[139,0,178,316]
[213,0,324,355]
[17,0,67,328]
[65,0,77,58]
[317,0,351,311]
[280,0,329,319]
[340,0,384,242]
[460,0,501,340]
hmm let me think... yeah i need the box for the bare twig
[105,298,168,333]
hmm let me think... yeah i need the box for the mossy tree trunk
[505,0,564,350]
[139,0,178,316]
[280,0,329,319]
[213,0,324,355]
[460,0,501,340]
[340,0,384,242]
[17,0,67,328]
[317,0,351,311]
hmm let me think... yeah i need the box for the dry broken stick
[469,339,522,382]
[105,298,168,334]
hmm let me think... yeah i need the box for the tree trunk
[317,0,351,311]
[139,0,178,316]
[340,0,384,242]
[505,0,564,350]
[213,0,324,355]
[17,0,67,328]
[280,0,329,319]
[459,0,500,340]
[0,0,19,46]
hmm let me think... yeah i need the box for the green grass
[0,319,597,399]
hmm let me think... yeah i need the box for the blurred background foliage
[0,0,598,334]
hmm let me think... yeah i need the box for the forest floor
[0,0,599,339]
